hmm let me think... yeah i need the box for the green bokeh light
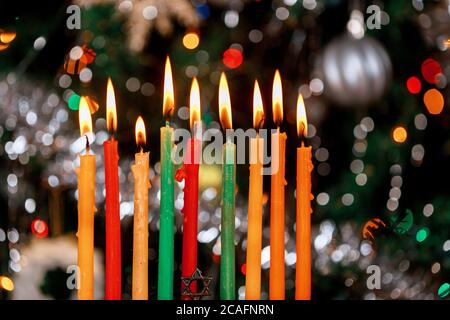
[68,94,81,111]
[415,227,429,243]
[438,283,450,298]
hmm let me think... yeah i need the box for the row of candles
[76,57,313,300]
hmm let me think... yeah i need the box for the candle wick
[299,123,307,147]
[256,114,265,130]
[85,135,90,152]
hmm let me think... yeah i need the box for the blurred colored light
[423,89,444,115]
[0,43,9,51]
[406,76,421,94]
[438,283,450,298]
[0,276,14,291]
[416,227,429,243]
[421,58,442,84]
[183,32,200,50]
[68,94,81,111]
[31,219,48,239]
[80,46,96,64]
[392,126,407,143]
[195,3,210,20]
[0,31,16,44]
[223,48,243,69]
[241,263,246,275]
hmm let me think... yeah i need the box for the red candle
[104,78,121,300]
[176,78,201,299]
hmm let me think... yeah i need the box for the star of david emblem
[181,268,212,300]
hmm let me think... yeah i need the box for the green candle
[218,72,236,299]
[158,57,175,300]
[221,140,236,300]
[158,123,174,299]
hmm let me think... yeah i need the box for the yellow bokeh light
[0,276,14,291]
[0,31,16,44]
[392,126,407,143]
[183,32,200,50]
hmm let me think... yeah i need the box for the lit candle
[219,72,236,300]
[295,94,313,300]
[76,97,95,300]
[270,70,287,300]
[176,77,202,299]
[245,80,265,300]
[132,116,150,300]
[103,78,121,300]
[158,56,175,300]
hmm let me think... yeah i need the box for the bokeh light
[183,32,200,50]
[240,263,246,275]
[0,31,16,44]
[0,276,14,291]
[423,88,444,115]
[31,219,49,239]
[68,94,81,111]
[416,227,429,243]
[392,126,408,143]
[223,48,243,69]
[406,76,421,94]
[421,58,442,84]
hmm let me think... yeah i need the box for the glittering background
[0,0,449,300]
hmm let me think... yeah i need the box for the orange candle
[245,80,265,300]
[76,97,96,300]
[132,117,151,300]
[269,70,286,300]
[295,94,313,300]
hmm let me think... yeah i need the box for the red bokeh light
[31,219,48,239]
[223,48,243,69]
[421,58,442,84]
[212,253,220,264]
[406,76,421,94]
[241,263,246,275]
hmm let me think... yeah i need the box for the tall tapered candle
[103,78,121,300]
[219,72,236,300]
[295,94,313,300]
[76,97,95,300]
[270,70,287,300]
[158,56,175,300]
[176,78,202,299]
[245,80,265,300]
[132,117,150,300]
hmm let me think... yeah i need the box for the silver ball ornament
[321,35,392,107]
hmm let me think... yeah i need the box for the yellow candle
[295,94,313,300]
[76,97,96,300]
[245,80,265,300]
[132,117,150,300]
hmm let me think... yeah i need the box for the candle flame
[106,77,117,133]
[218,72,232,130]
[253,80,265,129]
[190,77,201,129]
[135,116,146,147]
[163,56,175,119]
[272,69,283,126]
[296,94,308,138]
[79,96,93,137]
